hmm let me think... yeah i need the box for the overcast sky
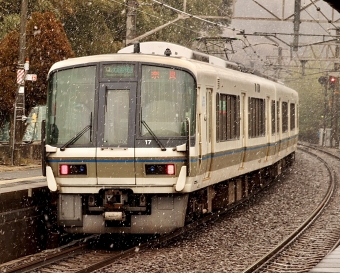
[222,0,340,74]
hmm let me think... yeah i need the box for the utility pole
[277,47,282,78]
[332,28,340,147]
[11,0,28,165]
[125,0,138,45]
[318,76,328,146]
[328,75,339,147]
[293,0,301,51]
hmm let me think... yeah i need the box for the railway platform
[0,165,45,193]
[0,165,51,263]
[309,247,340,272]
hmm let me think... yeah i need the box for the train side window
[221,95,227,140]
[271,100,276,135]
[216,93,240,142]
[290,103,296,130]
[236,96,240,138]
[282,102,288,133]
[255,83,260,93]
[248,97,266,138]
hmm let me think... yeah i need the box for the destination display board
[102,64,135,78]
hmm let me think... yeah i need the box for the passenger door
[199,88,213,180]
[96,82,137,185]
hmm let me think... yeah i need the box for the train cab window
[271,100,276,135]
[216,93,240,142]
[140,65,196,137]
[290,103,296,130]
[46,66,96,146]
[282,102,288,133]
[248,97,265,138]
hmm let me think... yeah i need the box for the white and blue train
[43,41,298,234]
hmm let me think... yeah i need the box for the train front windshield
[140,65,196,137]
[46,63,196,148]
[46,66,95,146]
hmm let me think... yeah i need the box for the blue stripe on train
[47,136,297,164]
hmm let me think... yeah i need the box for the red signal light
[329,76,338,90]
[330,76,336,83]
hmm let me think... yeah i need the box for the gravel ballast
[97,150,328,273]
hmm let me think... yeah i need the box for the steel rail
[3,235,101,273]
[242,144,336,273]
[5,244,89,273]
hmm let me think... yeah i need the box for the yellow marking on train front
[0,176,45,185]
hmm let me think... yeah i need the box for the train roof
[47,50,197,77]
[118,41,241,71]
[48,41,283,86]
[118,42,282,83]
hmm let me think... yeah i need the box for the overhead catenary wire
[149,0,273,69]
[151,0,243,33]
[111,0,204,38]
[112,0,335,77]
[303,5,330,34]
[111,0,270,67]
[309,0,339,30]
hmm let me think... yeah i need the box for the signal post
[329,74,339,147]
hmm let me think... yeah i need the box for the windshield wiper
[60,124,91,151]
[141,120,166,151]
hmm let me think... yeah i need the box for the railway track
[1,167,288,272]
[4,204,252,273]
[0,213,224,272]
[243,143,340,273]
[3,144,337,273]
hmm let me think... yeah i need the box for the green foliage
[286,73,324,143]
[49,0,126,56]
[0,0,232,56]
[0,14,20,40]
[0,0,232,128]
[29,0,231,55]
[0,0,22,15]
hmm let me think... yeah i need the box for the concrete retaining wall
[0,143,42,165]
[0,187,50,263]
